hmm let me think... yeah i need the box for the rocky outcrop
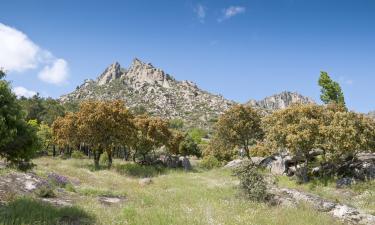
[368,111,375,119]
[60,58,235,129]
[97,62,124,86]
[247,91,315,111]
[272,187,375,225]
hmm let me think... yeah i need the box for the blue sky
[0,0,374,112]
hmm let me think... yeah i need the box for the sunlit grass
[277,175,375,215]
[15,157,343,225]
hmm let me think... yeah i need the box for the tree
[131,115,170,162]
[179,135,201,157]
[0,71,39,165]
[187,128,207,144]
[318,71,345,107]
[37,122,53,153]
[320,111,375,162]
[212,105,263,158]
[52,112,78,157]
[263,104,323,165]
[75,101,134,168]
[166,130,185,155]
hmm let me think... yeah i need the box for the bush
[34,180,55,198]
[99,151,109,166]
[71,151,86,159]
[200,155,221,169]
[47,172,70,188]
[233,160,270,202]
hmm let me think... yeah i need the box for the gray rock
[139,178,152,186]
[98,196,125,206]
[224,159,243,169]
[246,91,315,111]
[181,157,192,171]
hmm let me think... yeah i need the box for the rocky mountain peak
[247,91,315,111]
[127,58,174,88]
[97,62,123,86]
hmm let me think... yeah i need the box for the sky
[0,0,374,112]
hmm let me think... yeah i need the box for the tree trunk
[244,145,250,158]
[107,150,113,169]
[52,145,56,157]
[133,149,137,162]
[94,151,101,170]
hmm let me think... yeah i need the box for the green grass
[277,175,375,215]
[0,197,94,225]
[1,157,344,225]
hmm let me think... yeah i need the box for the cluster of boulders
[225,151,375,186]
[156,155,192,171]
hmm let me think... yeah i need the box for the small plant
[71,151,86,159]
[34,180,55,198]
[47,172,70,188]
[99,151,109,166]
[233,160,270,202]
[200,155,221,169]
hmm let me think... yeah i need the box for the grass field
[0,157,343,225]
[277,175,375,215]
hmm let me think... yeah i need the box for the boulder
[336,177,355,188]
[181,157,192,171]
[139,178,152,186]
[98,196,125,206]
[224,159,243,169]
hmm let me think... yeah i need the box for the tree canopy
[0,71,39,164]
[211,105,263,158]
[318,71,345,107]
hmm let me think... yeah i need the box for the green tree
[37,122,53,153]
[212,105,263,158]
[0,71,39,165]
[179,135,201,157]
[318,71,345,107]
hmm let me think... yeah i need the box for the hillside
[60,59,235,128]
[60,58,314,128]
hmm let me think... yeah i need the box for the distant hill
[60,58,314,128]
[246,91,315,113]
[60,58,235,129]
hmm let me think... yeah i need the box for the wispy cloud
[13,86,37,98]
[339,76,354,85]
[0,23,69,85]
[194,4,206,23]
[218,6,246,22]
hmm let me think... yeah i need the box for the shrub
[99,151,109,166]
[71,151,86,159]
[233,160,270,202]
[200,155,221,169]
[47,172,70,188]
[34,180,55,198]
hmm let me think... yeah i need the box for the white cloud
[194,4,206,23]
[13,86,37,98]
[38,58,69,84]
[218,6,246,22]
[0,23,41,72]
[0,23,69,84]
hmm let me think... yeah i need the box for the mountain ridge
[60,58,315,128]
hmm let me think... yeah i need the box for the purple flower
[47,172,69,187]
